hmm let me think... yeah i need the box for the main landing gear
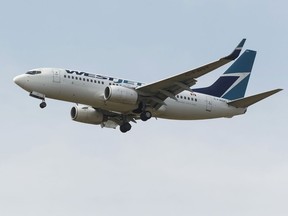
[133,102,152,122]
[120,122,132,133]
[140,111,152,121]
[119,110,152,133]
[118,103,152,133]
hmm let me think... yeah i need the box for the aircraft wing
[136,39,246,109]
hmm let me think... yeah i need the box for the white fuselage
[14,68,246,120]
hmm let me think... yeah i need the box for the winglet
[224,38,246,60]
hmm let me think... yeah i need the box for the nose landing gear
[29,91,47,109]
[40,101,47,109]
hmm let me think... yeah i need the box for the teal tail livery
[13,39,283,133]
[193,49,256,100]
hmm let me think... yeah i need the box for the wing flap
[227,89,283,108]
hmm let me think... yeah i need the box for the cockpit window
[26,70,41,75]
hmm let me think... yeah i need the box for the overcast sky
[0,0,287,216]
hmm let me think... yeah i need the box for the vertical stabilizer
[193,49,256,100]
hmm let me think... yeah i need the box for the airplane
[13,39,282,133]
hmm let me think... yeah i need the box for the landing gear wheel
[120,122,132,133]
[40,101,47,109]
[140,111,152,121]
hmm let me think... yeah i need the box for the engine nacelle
[71,105,104,125]
[104,85,138,105]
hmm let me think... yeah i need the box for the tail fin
[193,49,256,100]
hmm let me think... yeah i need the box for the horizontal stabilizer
[228,89,283,108]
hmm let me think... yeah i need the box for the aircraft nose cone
[13,75,23,86]
[13,75,20,85]
[13,74,28,89]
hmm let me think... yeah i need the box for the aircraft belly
[102,101,138,113]
[155,98,245,120]
[155,101,202,120]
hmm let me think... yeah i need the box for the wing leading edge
[137,39,246,109]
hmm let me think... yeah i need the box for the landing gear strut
[120,122,132,133]
[133,102,152,122]
[29,91,47,109]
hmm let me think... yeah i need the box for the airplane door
[206,97,212,112]
[53,70,61,83]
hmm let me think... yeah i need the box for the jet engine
[71,105,104,125]
[104,86,138,105]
